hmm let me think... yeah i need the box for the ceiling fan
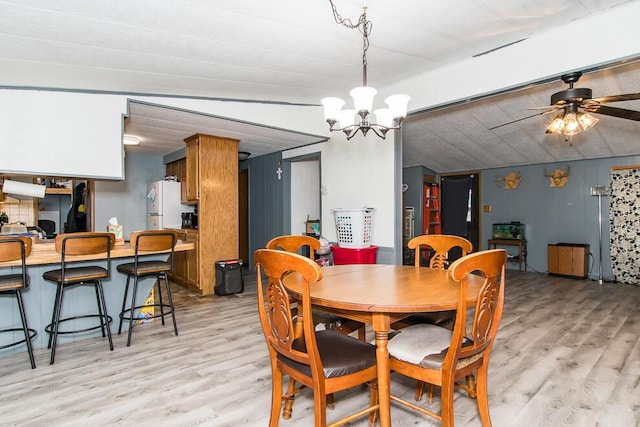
[490,71,640,136]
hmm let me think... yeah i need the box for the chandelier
[545,102,599,138]
[321,1,410,140]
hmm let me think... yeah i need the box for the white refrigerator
[147,180,182,230]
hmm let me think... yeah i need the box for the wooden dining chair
[396,234,473,331]
[396,234,474,401]
[387,249,507,427]
[0,236,37,369]
[400,234,473,329]
[410,234,473,270]
[266,235,365,341]
[255,249,379,427]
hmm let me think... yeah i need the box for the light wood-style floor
[1,270,639,426]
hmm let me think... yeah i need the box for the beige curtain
[609,166,640,285]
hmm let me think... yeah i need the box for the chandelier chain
[328,0,371,84]
[321,1,410,140]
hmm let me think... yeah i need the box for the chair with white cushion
[387,249,506,427]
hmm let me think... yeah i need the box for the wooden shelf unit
[423,182,441,235]
[488,238,527,272]
[548,243,589,279]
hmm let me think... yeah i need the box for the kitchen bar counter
[0,239,195,267]
[0,239,195,355]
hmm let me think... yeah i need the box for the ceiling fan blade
[584,104,640,121]
[489,109,559,131]
[590,93,640,104]
[527,105,561,110]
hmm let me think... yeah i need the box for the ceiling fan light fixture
[546,113,565,134]
[561,112,581,136]
[321,1,410,141]
[578,112,599,131]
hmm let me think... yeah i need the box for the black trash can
[214,259,244,296]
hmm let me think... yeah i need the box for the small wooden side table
[488,238,527,272]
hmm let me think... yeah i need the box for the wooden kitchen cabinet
[548,243,589,279]
[183,133,239,295]
[166,158,187,202]
[184,137,199,204]
[170,229,199,290]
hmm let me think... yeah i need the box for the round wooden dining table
[283,263,485,427]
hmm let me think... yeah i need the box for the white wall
[285,132,397,247]
[290,160,320,235]
[94,153,164,238]
[0,90,127,179]
[0,89,328,180]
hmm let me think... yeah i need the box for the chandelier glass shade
[321,2,410,140]
[546,103,599,137]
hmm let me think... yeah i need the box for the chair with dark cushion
[266,235,365,340]
[0,236,37,369]
[387,249,507,427]
[117,229,179,347]
[43,232,115,364]
[255,248,379,426]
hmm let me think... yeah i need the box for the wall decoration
[609,166,640,285]
[544,165,570,187]
[495,172,522,190]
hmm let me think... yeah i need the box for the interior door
[440,173,480,256]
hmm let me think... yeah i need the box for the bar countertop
[0,239,195,267]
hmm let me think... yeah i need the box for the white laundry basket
[332,208,374,248]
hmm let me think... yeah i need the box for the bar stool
[117,230,178,347]
[0,236,37,369]
[43,232,115,365]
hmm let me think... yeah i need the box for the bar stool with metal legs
[117,230,179,347]
[43,232,115,365]
[0,236,37,369]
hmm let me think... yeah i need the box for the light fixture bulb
[385,94,411,119]
[373,108,393,128]
[349,86,377,114]
[578,112,599,131]
[561,113,581,136]
[123,135,140,145]
[546,113,565,134]
[321,97,345,121]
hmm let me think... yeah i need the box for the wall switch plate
[483,205,491,212]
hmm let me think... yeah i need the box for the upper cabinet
[166,158,187,203]
[184,136,199,204]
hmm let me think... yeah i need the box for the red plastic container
[331,245,378,265]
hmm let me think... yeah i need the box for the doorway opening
[440,173,480,259]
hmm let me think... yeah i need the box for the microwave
[181,212,198,229]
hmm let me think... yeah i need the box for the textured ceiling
[1,0,639,170]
